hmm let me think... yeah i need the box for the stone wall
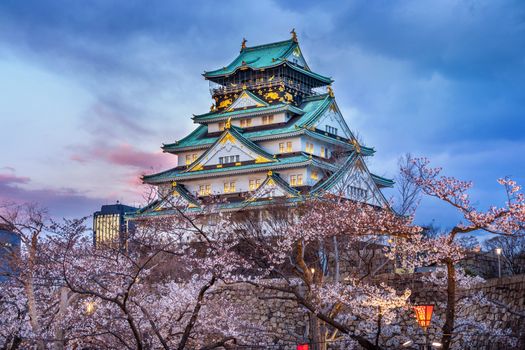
[222,274,525,349]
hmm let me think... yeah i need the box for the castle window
[240,118,252,127]
[279,143,285,153]
[306,142,314,154]
[290,175,296,186]
[192,154,198,162]
[297,174,303,185]
[320,147,326,158]
[219,157,224,164]
[349,186,367,199]
[218,122,225,131]
[286,142,292,152]
[185,155,191,165]
[262,115,274,125]
[199,184,211,196]
[224,181,236,193]
[311,170,318,180]
[326,125,338,135]
[249,179,262,191]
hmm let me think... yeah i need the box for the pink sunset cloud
[71,143,176,169]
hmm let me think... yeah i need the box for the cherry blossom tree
[398,158,525,350]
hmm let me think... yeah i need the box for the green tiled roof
[185,125,276,172]
[371,174,395,188]
[193,103,304,123]
[164,95,332,152]
[203,39,332,84]
[143,153,335,184]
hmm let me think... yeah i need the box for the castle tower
[135,33,393,217]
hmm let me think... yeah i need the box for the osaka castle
[135,31,393,218]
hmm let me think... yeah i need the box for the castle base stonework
[222,274,525,349]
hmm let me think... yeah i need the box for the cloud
[0,169,105,218]
[70,143,174,169]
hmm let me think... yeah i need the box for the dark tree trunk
[441,260,456,350]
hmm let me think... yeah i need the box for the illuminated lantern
[413,305,433,330]
[297,344,309,350]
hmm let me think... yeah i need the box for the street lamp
[495,248,502,278]
[413,305,434,349]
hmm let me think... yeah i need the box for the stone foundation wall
[222,274,525,349]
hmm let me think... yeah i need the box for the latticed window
[192,154,198,161]
[185,155,191,165]
[224,181,236,193]
[249,179,261,191]
[311,170,318,180]
[279,143,285,153]
[297,174,303,185]
[326,125,338,135]
[320,147,326,158]
[240,118,252,127]
[262,115,274,125]
[306,142,314,154]
[286,141,292,152]
[199,184,211,196]
[218,122,225,131]
[290,175,297,186]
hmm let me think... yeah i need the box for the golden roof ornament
[327,85,335,98]
[225,117,232,129]
[241,38,247,51]
[290,28,298,43]
[351,138,362,154]
[267,170,273,176]
[171,181,177,187]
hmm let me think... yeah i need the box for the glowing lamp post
[413,305,434,349]
[495,247,502,278]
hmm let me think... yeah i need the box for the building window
[199,184,211,196]
[326,125,338,135]
[218,122,225,131]
[185,155,191,165]
[192,154,198,162]
[240,118,252,127]
[290,174,303,186]
[249,179,262,191]
[349,186,367,199]
[262,115,274,125]
[224,181,236,193]
[286,141,292,152]
[320,147,326,158]
[279,142,285,153]
[311,170,318,180]
[306,142,314,154]
[219,157,224,164]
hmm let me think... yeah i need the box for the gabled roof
[311,152,359,194]
[135,183,200,215]
[226,90,268,111]
[245,171,300,202]
[193,103,304,124]
[165,95,332,151]
[203,39,332,85]
[143,153,337,184]
[185,125,275,172]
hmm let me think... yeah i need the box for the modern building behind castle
[134,31,393,219]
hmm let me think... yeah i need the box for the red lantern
[413,305,434,330]
[297,344,309,350]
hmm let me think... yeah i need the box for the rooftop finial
[290,28,298,42]
[327,85,334,98]
[241,38,247,51]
